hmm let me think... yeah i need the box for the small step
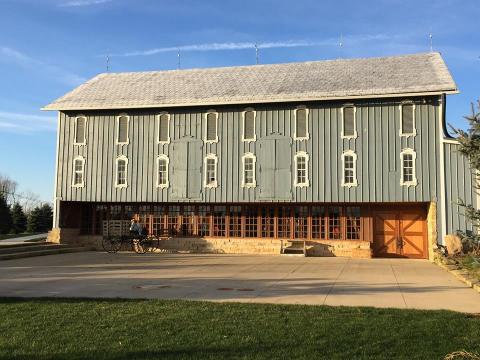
[0,243,67,255]
[0,246,95,261]
[0,242,45,250]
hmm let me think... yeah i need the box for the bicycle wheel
[102,235,122,253]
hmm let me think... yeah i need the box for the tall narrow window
[400,148,417,186]
[294,107,309,140]
[158,113,170,143]
[115,156,128,188]
[294,151,309,187]
[117,114,129,144]
[205,111,218,143]
[157,155,169,188]
[74,116,87,145]
[242,153,256,187]
[342,106,357,139]
[204,154,218,188]
[72,156,85,187]
[242,109,256,141]
[342,150,358,187]
[400,103,416,136]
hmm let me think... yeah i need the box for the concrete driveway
[0,253,479,313]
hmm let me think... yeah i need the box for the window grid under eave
[73,158,84,186]
[117,159,127,186]
[75,117,86,145]
[157,157,168,187]
[158,113,170,143]
[403,154,414,183]
[243,156,255,186]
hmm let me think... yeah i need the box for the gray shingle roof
[43,52,457,111]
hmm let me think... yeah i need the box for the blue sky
[0,0,479,202]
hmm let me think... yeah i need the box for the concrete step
[0,246,95,261]
[0,243,68,255]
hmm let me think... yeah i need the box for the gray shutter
[171,142,187,199]
[187,140,203,199]
[244,111,255,140]
[206,113,216,141]
[402,104,414,134]
[259,140,275,199]
[343,107,355,137]
[76,117,85,143]
[296,109,307,138]
[159,114,169,142]
[118,116,128,143]
[275,138,292,200]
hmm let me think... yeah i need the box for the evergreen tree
[451,100,480,252]
[10,203,27,234]
[27,207,42,233]
[0,192,12,234]
[38,203,53,232]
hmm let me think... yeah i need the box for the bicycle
[102,232,158,254]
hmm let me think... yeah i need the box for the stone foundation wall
[427,202,438,261]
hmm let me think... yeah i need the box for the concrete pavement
[0,253,479,313]
[0,233,48,245]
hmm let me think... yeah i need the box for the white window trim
[115,155,129,188]
[71,156,85,188]
[294,107,310,141]
[156,155,169,188]
[116,114,130,145]
[204,111,219,143]
[73,115,87,146]
[294,151,310,187]
[241,152,256,188]
[241,108,257,142]
[204,153,218,188]
[341,105,358,139]
[399,102,417,137]
[341,150,358,187]
[400,148,418,187]
[157,112,171,144]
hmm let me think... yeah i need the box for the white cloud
[0,112,56,133]
[0,46,86,86]
[59,0,112,7]
[107,34,409,57]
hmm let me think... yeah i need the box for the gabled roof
[43,52,457,111]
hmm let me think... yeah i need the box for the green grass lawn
[0,299,479,359]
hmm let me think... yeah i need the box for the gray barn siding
[444,142,477,234]
[56,98,442,205]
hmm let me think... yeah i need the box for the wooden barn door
[373,206,427,259]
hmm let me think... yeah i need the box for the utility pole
[255,43,259,65]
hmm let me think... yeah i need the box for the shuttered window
[158,113,170,143]
[205,112,218,142]
[342,151,357,187]
[295,108,308,139]
[400,149,417,186]
[157,155,169,187]
[117,115,129,144]
[243,110,255,141]
[401,104,415,135]
[72,157,85,187]
[75,117,86,144]
[342,106,356,138]
[116,156,128,187]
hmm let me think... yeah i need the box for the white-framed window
[157,155,169,188]
[204,153,218,188]
[72,156,85,187]
[294,107,309,140]
[242,153,256,187]
[341,105,357,139]
[115,155,128,188]
[399,102,416,137]
[74,116,87,145]
[294,151,310,187]
[116,114,130,145]
[342,150,358,187]
[400,148,417,186]
[242,108,256,142]
[157,112,170,144]
[204,111,218,143]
